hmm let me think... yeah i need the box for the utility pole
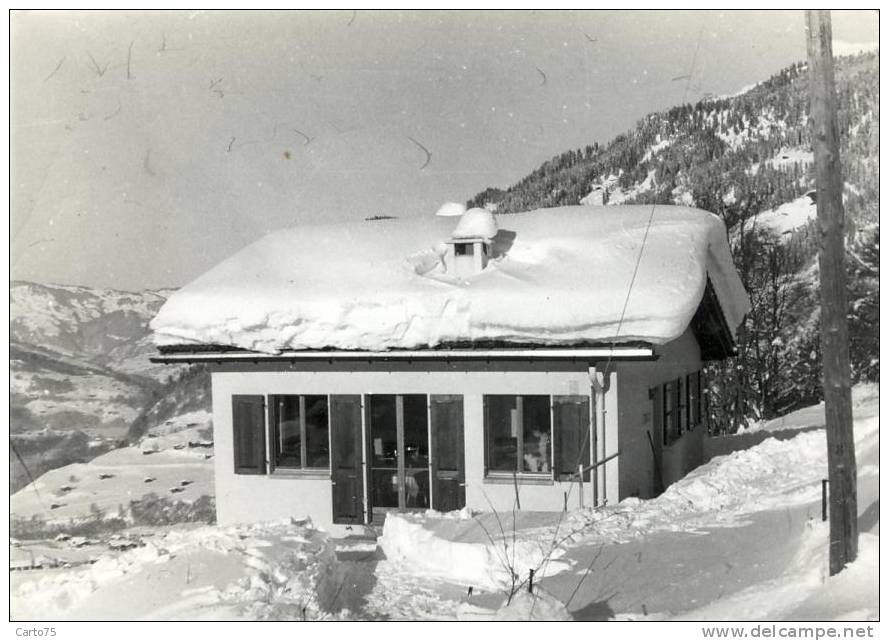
[804,10,858,576]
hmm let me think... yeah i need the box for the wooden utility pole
[804,10,858,576]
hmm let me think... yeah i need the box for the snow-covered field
[11,411,214,523]
[10,386,878,621]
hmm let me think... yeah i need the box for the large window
[484,394,590,478]
[268,395,330,470]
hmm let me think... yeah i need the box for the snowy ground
[376,384,879,620]
[10,386,878,621]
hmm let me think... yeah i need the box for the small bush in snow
[128,493,216,526]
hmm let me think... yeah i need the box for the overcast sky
[10,9,878,291]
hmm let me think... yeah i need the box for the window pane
[272,395,301,468]
[402,394,429,469]
[522,396,551,473]
[304,395,329,468]
[370,395,398,467]
[485,395,518,472]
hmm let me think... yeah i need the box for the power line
[531,17,709,615]
[10,438,50,517]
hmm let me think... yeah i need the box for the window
[660,370,703,445]
[485,395,550,474]
[455,243,473,256]
[484,394,589,478]
[268,395,330,470]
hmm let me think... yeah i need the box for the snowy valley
[9,281,210,493]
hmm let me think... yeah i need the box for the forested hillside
[469,52,879,431]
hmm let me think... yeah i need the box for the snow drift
[151,205,749,353]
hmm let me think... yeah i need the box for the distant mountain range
[9,281,209,493]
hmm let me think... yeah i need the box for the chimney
[444,207,497,278]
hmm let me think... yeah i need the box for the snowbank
[675,523,879,621]
[564,385,880,546]
[379,511,572,591]
[455,588,571,621]
[151,205,749,353]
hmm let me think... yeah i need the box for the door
[430,395,465,511]
[368,394,430,517]
[330,395,365,524]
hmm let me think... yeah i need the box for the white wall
[614,329,705,499]
[210,361,620,529]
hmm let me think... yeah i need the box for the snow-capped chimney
[444,207,497,278]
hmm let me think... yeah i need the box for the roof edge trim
[150,345,656,364]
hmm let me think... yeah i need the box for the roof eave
[150,344,657,364]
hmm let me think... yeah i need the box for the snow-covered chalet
[150,204,749,532]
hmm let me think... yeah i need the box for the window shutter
[232,395,266,474]
[550,397,560,480]
[482,395,489,476]
[553,396,591,481]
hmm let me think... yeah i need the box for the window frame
[268,394,331,473]
[483,393,590,481]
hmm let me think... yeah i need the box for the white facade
[207,329,705,535]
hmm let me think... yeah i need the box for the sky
[9,9,879,291]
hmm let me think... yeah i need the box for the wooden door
[430,395,465,512]
[330,395,365,524]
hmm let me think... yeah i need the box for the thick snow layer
[435,202,467,217]
[11,519,346,620]
[152,206,749,352]
[754,195,817,237]
[676,524,879,621]
[451,207,497,240]
[379,510,572,591]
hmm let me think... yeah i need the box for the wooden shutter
[649,386,664,495]
[553,396,591,481]
[232,395,266,475]
[430,395,465,512]
[329,395,365,524]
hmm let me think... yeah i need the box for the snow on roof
[451,207,497,240]
[435,202,467,217]
[150,205,749,353]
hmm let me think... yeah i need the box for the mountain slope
[9,282,209,493]
[467,52,879,428]
[10,280,175,381]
